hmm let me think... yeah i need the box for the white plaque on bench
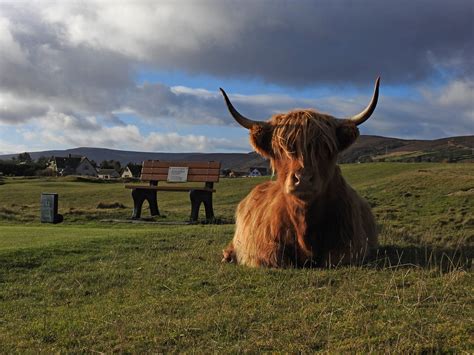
[167,167,189,182]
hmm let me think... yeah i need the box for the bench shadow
[364,245,473,271]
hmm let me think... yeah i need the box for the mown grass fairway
[0,163,472,352]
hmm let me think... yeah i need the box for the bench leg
[203,193,214,220]
[131,189,146,219]
[189,190,214,222]
[146,190,160,216]
[131,189,160,219]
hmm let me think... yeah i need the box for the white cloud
[0,92,49,123]
[144,132,235,152]
[426,79,474,113]
[19,111,243,153]
[40,1,239,61]
[3,77,473,154]
[171,86,216,99]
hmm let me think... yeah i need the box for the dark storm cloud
[0,43,134,113]
[3,0,467,88]
[0,99,49,123]
[0,1,471,144]
[0,4,134,114]
[144,0,473,86]
[1,1,472,96]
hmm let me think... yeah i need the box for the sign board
[167,167,189,182]
[40,193,58,223]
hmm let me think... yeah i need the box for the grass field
[0,163,472,352]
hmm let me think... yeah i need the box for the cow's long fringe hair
[223,108,377,267]
[271,110,338,170]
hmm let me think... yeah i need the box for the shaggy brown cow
[220,78,380,268]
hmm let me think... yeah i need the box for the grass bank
[0,163,472,352]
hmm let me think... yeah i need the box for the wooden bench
[125,160,221,222]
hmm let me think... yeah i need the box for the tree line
[0,153,141,177]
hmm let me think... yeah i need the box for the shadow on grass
[366,245,473,271]
[98,216,235,225]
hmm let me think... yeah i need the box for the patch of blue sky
[136,68,349,97]
[119,114,181,134]
[112,113,247,142]
[134,68,428,102]
[0,125,27,142]
[0,125,44,153]
[0,125,17,136]
[178,124,247,139]
[135,68,283,94]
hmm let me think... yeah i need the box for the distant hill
[339,135,473,163]
[0,147,268,171]
[1,135,472,170]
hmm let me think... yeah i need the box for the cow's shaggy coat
[221,79,380,267]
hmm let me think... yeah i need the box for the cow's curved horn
[347,77,380,125]
[220,88,265,129]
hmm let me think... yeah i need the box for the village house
[228,170,247,178]
[48,155,97,177]
[121,164,142,179]
[121,166,134,178]
[97,168,120,179]
[248,167,268,177]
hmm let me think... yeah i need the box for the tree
[126,162,142,177]
[36,156,50,169]
[17,152,32,163]
[112,160,122,171]
[221,168,232,177]
[100,160,121,171]
[100,160,112,169]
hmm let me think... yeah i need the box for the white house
[121,165,141,179]
[121,166,134,178]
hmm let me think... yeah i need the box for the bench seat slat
[125,184,215,192]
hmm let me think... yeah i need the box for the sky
[0,0,473,154]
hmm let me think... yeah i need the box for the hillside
[340,135,474,163]
[1,135,472,170]
[0,163,472,352]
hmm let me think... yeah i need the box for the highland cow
[220,78,380,268]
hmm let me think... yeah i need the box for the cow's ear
[336,121,359,151]
[249,125,274,158]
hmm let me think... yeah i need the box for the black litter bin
[40,193,63,224]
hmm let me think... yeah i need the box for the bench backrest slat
[145,161,221,169]
[141,173,219,183]
[141,167,220,176]
[140,160,221,183]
